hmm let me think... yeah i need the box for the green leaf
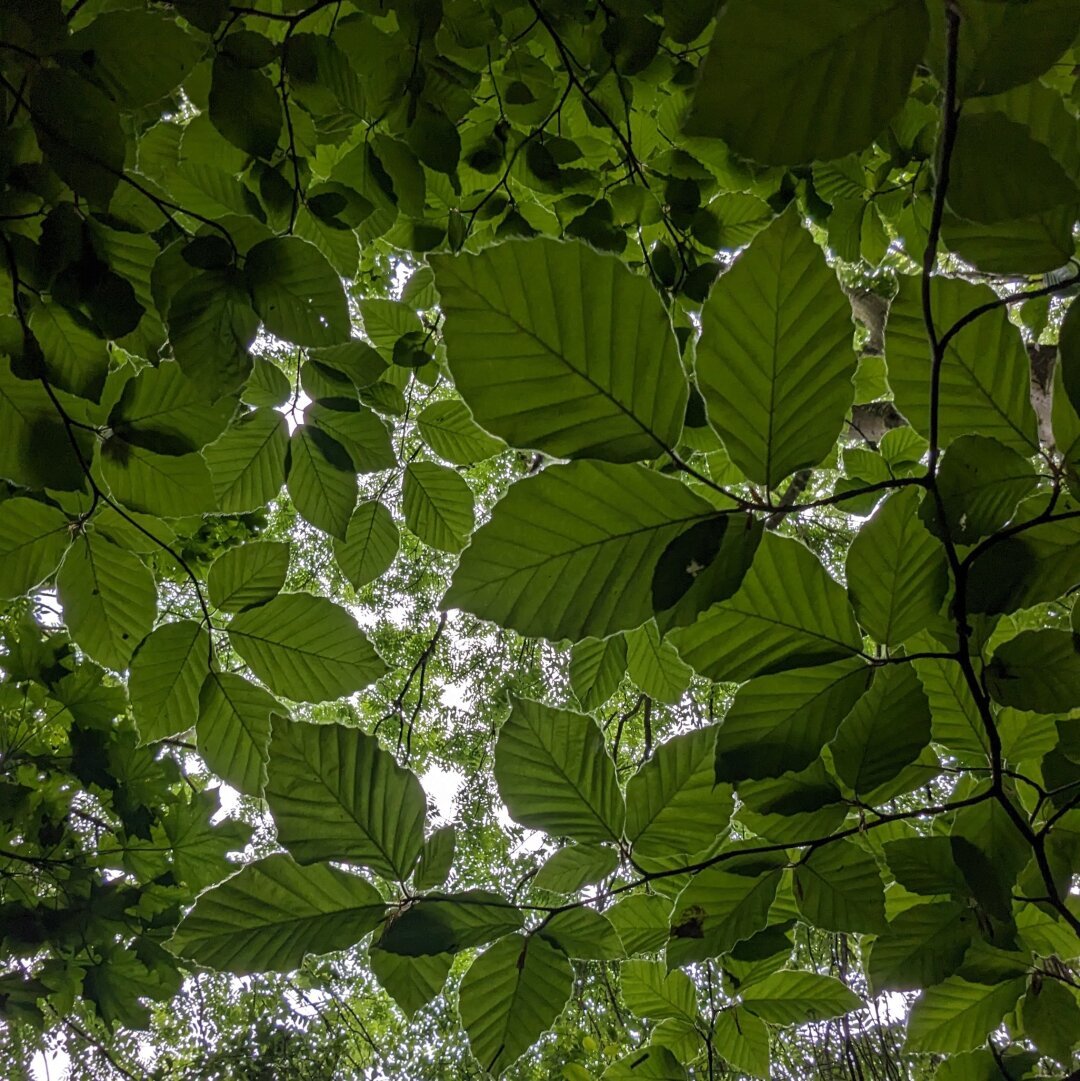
[207,541,290,612]
[27,301,109,402]
[228,592,385,702]
[713,1009,771,1078]
[446,462,726,642]
[376,891,524,956]
[625,622,693,704]
[110,361,236,455]
[168,270,260,399]
[369,948,452,1017]
[65,9,203,109]
[287,426,356,539]
[334,500,399,589]
[846,487,949,646]
[169,854,386,974]
[671,533,863,682]
[667,863,783,969]
[402,462,474,553]
[414,826,456,892]
[533,844,619,895]
[950,798,1031,920]
[305,400,396,473]
[986,629,1080,713]
[569,635,628,712]
[736,761,847,844]
[695,207,855,488]
[948,113,1078,224]
[1019,978,1080,1065]
[829,665,931,796]
[886,275,1038,454]
[196,670,276,796]
[31,68,125,209]
[494,697,625,844]
[57,533,156,669]
[209,54,281,159]
[622,960,697,1022]
[205,408,290,512]
[245,237,350,347]
[430,238,687,462]
[740,970,861,1025]
[602,1047,687,1081]
[100,442,216,517]
[608,895,672,956]
[539,908,624,961]
[459,934,572,1075]
[684,0,928,165]
[626,727,732,857]
[882,835,979,897]
[1056,297,1080,428]
[129,620,210,744]
[715,658,870,782]
[417,399,505,466]
[265,716,425,881]
[904,976,1026,1054]
[0,497,71,600]
[867,902,975,993]
[793,839,885,933]
[922,435,1037,544]
[909,638,989,762]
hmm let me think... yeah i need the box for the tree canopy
[1,0,1080,1078]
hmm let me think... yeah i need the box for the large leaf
[739,970,862,1025]
[265,716,426,881]
[792,839,886,933]
[129,620,210,744]
[569,635,628,712]
[671,533,863,682]
[458,934,572,1075]
[402,462,474,553]
[666,865,783,969]
[494,697,625,844]
[57,533,156,670]
[110,362,235,455]
[713,1008,770,1078]
[829,665,931,796]
[904,977,1027,1053]
[100,442,216,517]
[0,498,71,599]
[204,408,290,512]
[715,658,870,782]
[986,629,1080,714]
[622,960,697,1022]
[305,400,396,473]
[287,426,356,539]
[684,0,928,165]
[430,238,687,462]
[376,891,524,957]
[533,844,619,895]
[445,461,734,642]
[866,902,975,993]
[334,500,399,589]
[228,592,385,702]
[206,541,289,613]
[196,670,276,796]
[169,854,386,974]
[625,727,733,857]
[27,301,109,402]
[695,207,856,488]
[886,275,1038,454]
[845,487,949,647]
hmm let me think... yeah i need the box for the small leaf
[416,399,505,466]
[414,826,456,891]
[287,426,357,539]
[904,976,1026,1054]
[402,462,474,553]
[209,54,281,159]
[196,671,276,796]
[740,970,861,1025]
[369,948,451,1017]
[569,635,628,711]
[986,629,1080,713]
[205,408,289,513]
[533,844,619,895]
[622,960,697,1022]
[625,622,692,704]
[0,498,71,600]
[334,500,399,589]
[793,839,886,933]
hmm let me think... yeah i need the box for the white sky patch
[496,803,546,856]
[422,764,464,821]
[278,389,312,434]
[438,680,469,710]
